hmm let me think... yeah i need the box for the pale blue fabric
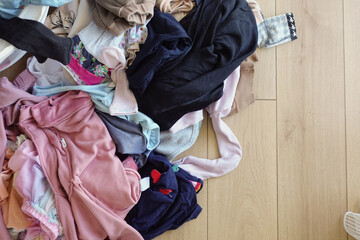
[0,0,71,18]
[0,0,71,8]
[32,83,160,150]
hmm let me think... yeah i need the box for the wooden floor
[1,0,360,239]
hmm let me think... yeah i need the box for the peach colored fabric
[246,0,264,24]
[229,52,258,116]
[1,157,31,231]
[156,0,195,21]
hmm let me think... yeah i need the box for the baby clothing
[88,0,155,36]
[0,17,73,65]
[126,151,203,239]
[99,46,138,115]
[257,12,297,48]
[18,90,142,240]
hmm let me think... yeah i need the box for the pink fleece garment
[99,46,138,115]
[169,110,204,134]
[173,67,242,180]
[18,90,142,240]
[0,77,48,240]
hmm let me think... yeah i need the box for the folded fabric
[88,0,155,36]
[18,90,142,239]
[126,7,191,95]
[0,17,73,64]
[126,151,203,239]
[99,46,138,115]
[131,0,258,130]
[257,12,297,48]
[173,66,243,180]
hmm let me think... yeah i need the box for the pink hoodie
[18,90,143,239]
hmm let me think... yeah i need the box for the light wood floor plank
[276,0,347,239]
[0,53,29,81]
[344,1,360,239]
[155,117,208,240]
[254,0,276,100]
[208,101,277,240]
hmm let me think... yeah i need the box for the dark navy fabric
[126,7,191,95]
[95,110,147,155]
[131,0,258,130]
[125,151,203,240]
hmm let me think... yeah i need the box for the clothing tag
[140,177,150,192]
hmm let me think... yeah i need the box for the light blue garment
[0,7,22,18]
[32,83,160,150]
[0,0,71,18]
[155,121,202,161]
[0,0,72,8]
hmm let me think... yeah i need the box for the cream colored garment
[45,0,91,37]
[156,0,195,21]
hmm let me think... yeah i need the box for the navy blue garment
[132,0,258,130]
[125,151,203,240]
[126,7,191,95]
[95,110,147,155]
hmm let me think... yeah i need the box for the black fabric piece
[0,16,73,65]
[130,0,258,130]
[126,7,191,95]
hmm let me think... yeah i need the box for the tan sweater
[89,0,155,36]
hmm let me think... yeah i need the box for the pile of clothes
[0,0,297,239]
